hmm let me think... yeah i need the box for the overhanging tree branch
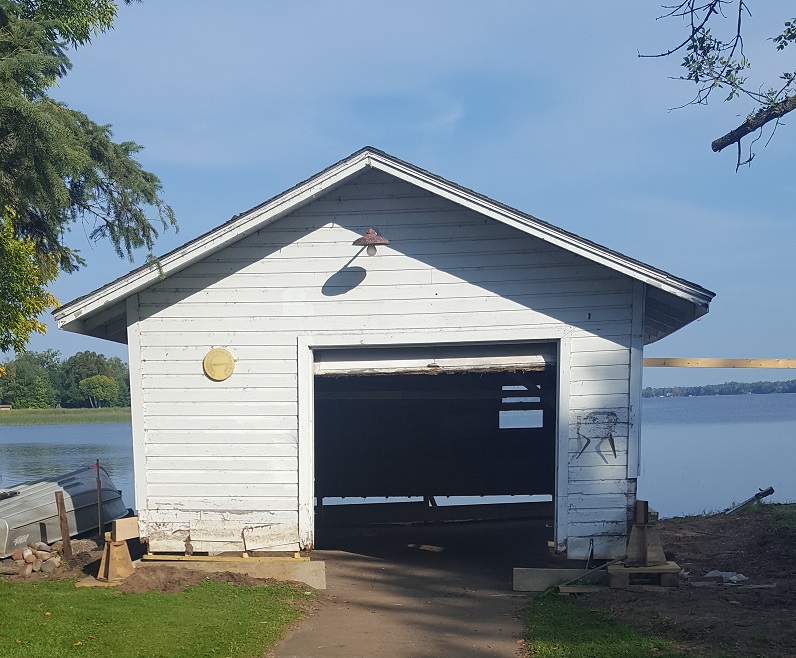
[712,94,796,152]
[645,2,795,165]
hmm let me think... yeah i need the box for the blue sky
[14,1,795,387]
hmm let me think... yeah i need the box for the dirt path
[272,519,566,658]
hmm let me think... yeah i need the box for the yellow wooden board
[644,358,796,369]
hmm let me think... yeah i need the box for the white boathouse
[54,147,714,559]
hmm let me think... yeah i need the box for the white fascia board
[367,153,713,308]
[54,155,373,329]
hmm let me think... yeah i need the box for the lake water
[0,424,135,506]
[1,393,794,518]
[637,392,796,516]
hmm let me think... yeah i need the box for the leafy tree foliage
[646,1,796,167]
[60,350,110,407]
[0,0,175,354]
[78,373,117,407]
[0,208,58,361]
[107,356,130,406]
[0,349,60,407]
[0,349,130,408]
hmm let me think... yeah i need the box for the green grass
[0,578,311,658]
[762,502,796,533]
[0,408,131,426]
[524,594,697,658]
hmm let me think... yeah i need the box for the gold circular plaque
[203,348,235,381]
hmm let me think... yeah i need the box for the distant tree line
[0,351,130,409]
[643,380,796,399]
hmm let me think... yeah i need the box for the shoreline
[0,407,132,426]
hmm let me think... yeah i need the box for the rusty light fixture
[352,228,389,256]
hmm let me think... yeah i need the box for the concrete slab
[136,558,326,589]
[513,567,604,591]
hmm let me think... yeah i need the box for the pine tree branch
[711,94,796,151]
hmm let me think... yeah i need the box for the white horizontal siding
[146,496,298,512]
[134,168,636,553]
[143,429,296,444]
[148,470,296,484]
[145,443,297,458]
[145,401,297,417]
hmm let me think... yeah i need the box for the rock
[20,563,33,577]
[10,549,24,561]
[49,556,61,568]
[32,559,42,572]
[23,552,36,564]
[40,560,57,573]
[22,547,32,559]
[34,551,51,561]
[34,542,51,551]
[704,570,748,584]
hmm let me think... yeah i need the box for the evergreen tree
[0,0,176,355]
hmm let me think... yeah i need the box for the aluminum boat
[0,465,128,557]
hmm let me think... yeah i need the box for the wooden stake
[54,490,73,560]
[95,459,103,533]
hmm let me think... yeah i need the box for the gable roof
[54,146,714,344]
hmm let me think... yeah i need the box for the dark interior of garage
[313,367,557,524]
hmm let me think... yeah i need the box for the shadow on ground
[272,517,584,658]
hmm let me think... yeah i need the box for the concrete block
[513,568,604,592]
[137,558,326,590]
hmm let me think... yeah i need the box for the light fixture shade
[352,228,390,246]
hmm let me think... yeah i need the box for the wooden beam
[644,358,796,369]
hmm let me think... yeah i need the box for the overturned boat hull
[0,466,128,557]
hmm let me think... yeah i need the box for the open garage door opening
[312,344,558,529]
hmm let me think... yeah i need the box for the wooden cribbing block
[111,516,140,542]
[607,561,680,589]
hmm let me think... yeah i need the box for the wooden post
[95,459,103,533]
[54,491,73,560]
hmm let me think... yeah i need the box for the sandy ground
[271,519,573,658]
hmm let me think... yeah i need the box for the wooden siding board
[146,497,299,512]
[142,388,297,403]
[145,416,297,431]
[627,280,645,478]
[144,401,298,417]
[555,337,571,553]
[145,443,297,458]
[126,295,147,513]
[569,480,635,496]
[147,470,297,484]
[147,483,298,498]
[146,457,297,471]
[143,430,297,444]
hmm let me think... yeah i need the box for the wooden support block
[97,541,134,582]
[607,562,681,589]
[558,585,603,594]
[607,561,680,574]
[608,572,630,589]
[112,517,140,542]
